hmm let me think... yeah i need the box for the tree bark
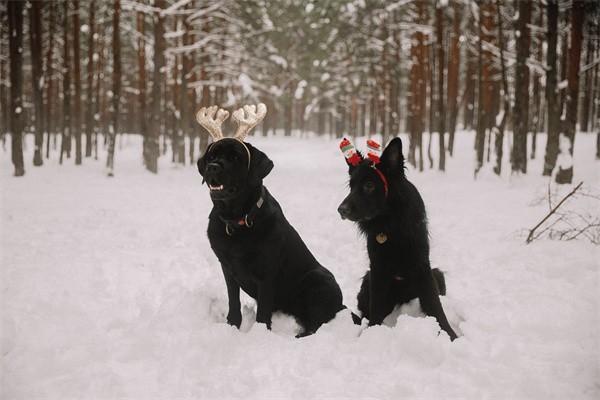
[493,0,510,176]
[543,0,560,176]
[475,1,493,176]
[60,1,71,165]
[72,0,82,165]
[511,0,531,174]
[579,36,593,132]
[8,0,25,176]
[29,0,44,166]
[85,0,96,158]
[555,1,585,184]
[138,9,147,164]
[44,1,55,159]
[147,0,165,173]
[106,0,121,176]
[435,2,446,171]
[446,1,461,156]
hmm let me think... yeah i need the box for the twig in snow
[526,181,583,244]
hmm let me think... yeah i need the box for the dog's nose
[337,203,352,219]
[206,162,222,174]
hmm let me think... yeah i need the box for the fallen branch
[526,181,584,244]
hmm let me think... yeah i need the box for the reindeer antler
[196,105,230,141]
[232,103,267,142]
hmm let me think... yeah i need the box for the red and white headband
[339,138,388,196]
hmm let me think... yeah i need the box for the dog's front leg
[255,277,274,329]
[418,271,458,341]
[368,269,394,325]
[222,267,242,328]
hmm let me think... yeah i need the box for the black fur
[198,139,344,336]
[338,137,458,340]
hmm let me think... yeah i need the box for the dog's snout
[337,202,352,219]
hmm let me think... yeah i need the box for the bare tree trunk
[475,1,493,176]
[543,0,560,176]
[555,1,585,184]
[435,1,446,171]
[8,0,25,176]
[0,7,7,147]
[493,0,510,176]
[530,3,543,160]
[72,0,82,165]
[446,1,461,156]
[147,0,165,173]
[138,9,147,164]
[60,1,71,165]
[106,0,121,176]
[29,0,44,166]
[44,2,55,159]
[85,0,96,158]
[579,37,593,132]
[511,0,531,174]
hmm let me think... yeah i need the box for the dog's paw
[226,312,242,329]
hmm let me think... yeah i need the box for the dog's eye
[363,181,375,193]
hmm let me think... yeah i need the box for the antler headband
[196,103,267,169]
[339,137,388,197]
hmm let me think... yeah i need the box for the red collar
[372,166,388,197]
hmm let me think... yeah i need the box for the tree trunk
[60,1,71,165]
[29,0,44,166]
[435,2,446,171]
[475,1,493,176]
[511,0,531,174]
[530,3,543,160]
[8,0,25,176]
[579,36,593,132]
[446,1,461,156]
[543,0,560,176]
[106,0,121,176]
[493,0,510,176]
[85,0,96,158]
[138,9,147,164]
[72,1,82,165]
[555,1,585,184]
[147,0,165,173]
[44,2,55,159]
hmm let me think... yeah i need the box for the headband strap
[207,138,251,170]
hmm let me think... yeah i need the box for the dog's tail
[432,268,446,296]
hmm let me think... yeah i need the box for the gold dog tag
[376,233,387,244]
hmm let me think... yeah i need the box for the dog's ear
[196,154,207,177]
[380,137,405,174]
[347,150,363,174]
[247,143,274,183]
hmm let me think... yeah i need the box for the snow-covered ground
[1,131,599,399]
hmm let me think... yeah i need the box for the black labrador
[337,137,458,340]
[197,136,345,336]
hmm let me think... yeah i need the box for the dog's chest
[367,232,417,277]
[210,234,268,282]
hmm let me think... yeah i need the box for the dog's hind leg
[296,270,345,336]
[431,268,446,296]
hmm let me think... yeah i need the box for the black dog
[337,137,457,340]
[197,136,345,337]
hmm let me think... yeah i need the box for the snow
[1,132,599,399]
[238,73,255,98]
[268,54,288,69]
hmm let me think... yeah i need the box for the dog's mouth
[209,184,224,192]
